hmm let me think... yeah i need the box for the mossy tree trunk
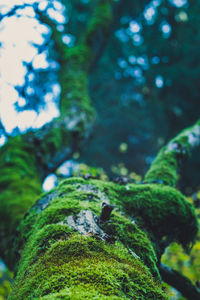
[4,121,200,299]
[0,1,200,299]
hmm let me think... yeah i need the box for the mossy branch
[159,263,200,300]
[145,120,200,186]
[0,136,42,269]
[23,0,117,176]
[1,4,200,298]
[84,0,114,68]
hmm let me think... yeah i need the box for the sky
[0,0,68,190]
[0,0,67,139]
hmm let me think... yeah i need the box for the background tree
[0,0,199,299]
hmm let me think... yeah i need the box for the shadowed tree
[0,1,200,299]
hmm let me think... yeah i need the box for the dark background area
[79,0,200,193]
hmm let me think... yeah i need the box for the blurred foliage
[58,159,142,182]
[72,162,108,181]
[110,162,142,182]
[64,158,142,183]
[162,191,200,299]
[0,262,13,299]
[81,0,200,192]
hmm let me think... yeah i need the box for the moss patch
[0,136,42,269]
[144,121,200,186]
[10,236,167,299]
[10,177,172,299]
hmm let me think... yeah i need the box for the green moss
[19,184,102,241]
[122,184,198,249]
[59,177,86,185]
[86,0,113,45]
[144,121,200,186]
[37,11,95,130]
[59,67,93,117]
[61,178,198,248]
[58,45,95,128]
[144,148,178,186]
[10,178,170,299]
[10,174,198,298]
[0,136,42,269]
[57,1,114,121]
[62,45,91,67]
[101,212,160,279]
[83,179,197,247]
[10,235,166,299]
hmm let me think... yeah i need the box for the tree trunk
[8,177,167,299]
[6,121,200,299]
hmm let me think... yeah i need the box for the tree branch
[23,116,92,180]
[23,0,118,177]
[144,120,200,186]
[159,263,200,300]
[84,0,114,69]
[0,136,42,269]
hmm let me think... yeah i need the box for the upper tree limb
[144,120,200,186]
[24,0,117,178]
